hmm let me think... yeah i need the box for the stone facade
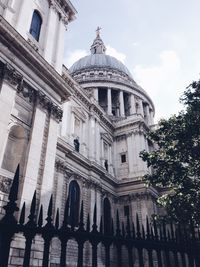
[0,1,159,266]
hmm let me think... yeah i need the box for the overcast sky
[64,0,200,122]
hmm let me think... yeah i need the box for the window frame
[29,10,42,42]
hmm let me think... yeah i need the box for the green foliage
[140,81,200,224]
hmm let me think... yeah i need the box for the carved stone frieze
[37,91,63,121]
[0,175,12,194]
[2,63,23,87]
[0,62,63,121]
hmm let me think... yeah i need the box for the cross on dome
[96,26,102,37]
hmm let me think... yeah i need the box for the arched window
[103,198,111,234]
[2,125,26,173]
[68,180,80,226]
[29,10,42,41]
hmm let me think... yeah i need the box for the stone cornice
[0,16,73,101]
[48,0,77,23]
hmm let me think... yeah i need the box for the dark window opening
[29,10,42,41]
[68,180,80,226]
[74,138,80,152]
[98,88,107,112]
[103,198,111,234]
[121,154,126,163]
[104,159,108,171]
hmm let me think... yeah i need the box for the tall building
[0,0,159,265]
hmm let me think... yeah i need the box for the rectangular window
[121,153,126,163]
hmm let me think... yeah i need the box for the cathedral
[0,0,160,266]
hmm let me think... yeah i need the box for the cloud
[106,45,126,63]
[133,50,184,122]
[64,49,87,68]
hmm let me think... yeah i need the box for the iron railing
[0,165,199,267]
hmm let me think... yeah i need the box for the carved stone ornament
[0,175,12,194]
[37,91,63,121]
[3,63,23,87]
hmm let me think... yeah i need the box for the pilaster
[119,90,125,117]
[107,88,112,115]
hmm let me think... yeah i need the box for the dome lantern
[90,27,106,55]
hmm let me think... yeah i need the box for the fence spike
[153,217,158,240]
[46,195,53,226]
[167,229,171,241]
[111,218,114,236]
[92,203,98,233]
[162,220,167,241]
[78,201,84,231]
[116,210,121,237]
[100,216,103,234]
[136,214,141,239]
[19,202,26,225]
[2,165,20,224]
[170,221,175,241]
[150,226,154,240]
[122,222,125,237]
[142,224,145,240]
[146,216,150,239]
[86,213,90,232]
[38,205,43,228]
[27,191,36,226]
[8,164,20,205]
[159,224,163,241]
[126,213,131,238]
[132,222,136,239]
[55,208,59,229]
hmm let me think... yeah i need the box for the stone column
[94,88,98,102]
[21,107,46,204]
[107,88,112,115]
[145,104,150,124]
[43,5,58,65]
[15,0,33,38]
[40,118,59,214]
[130,94,136,115]
[95,120,100,163]
[90,188,95,227]
[54,170,65,213]
[139,99,144,117]
[108,145,113,175]
[101,138,104,166]
[53,16,66,74]
[82,121,87,157]
[149,109,154,125]
[127,133,134,175]
[89,116,95,160]
[0,81,16,166]
[70,112,75,143]
[96,190,101,227]
[119,90,125,117]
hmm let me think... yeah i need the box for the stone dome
[69,53,133,78]
[69,29,132,78]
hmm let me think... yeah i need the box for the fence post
[0,165,20,267]
[22,191,37,267]
[42,195,54,267]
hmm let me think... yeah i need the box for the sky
[64,0,200,122]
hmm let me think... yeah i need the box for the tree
[140,80,200,224]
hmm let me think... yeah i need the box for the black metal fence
[0,166,200,267]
